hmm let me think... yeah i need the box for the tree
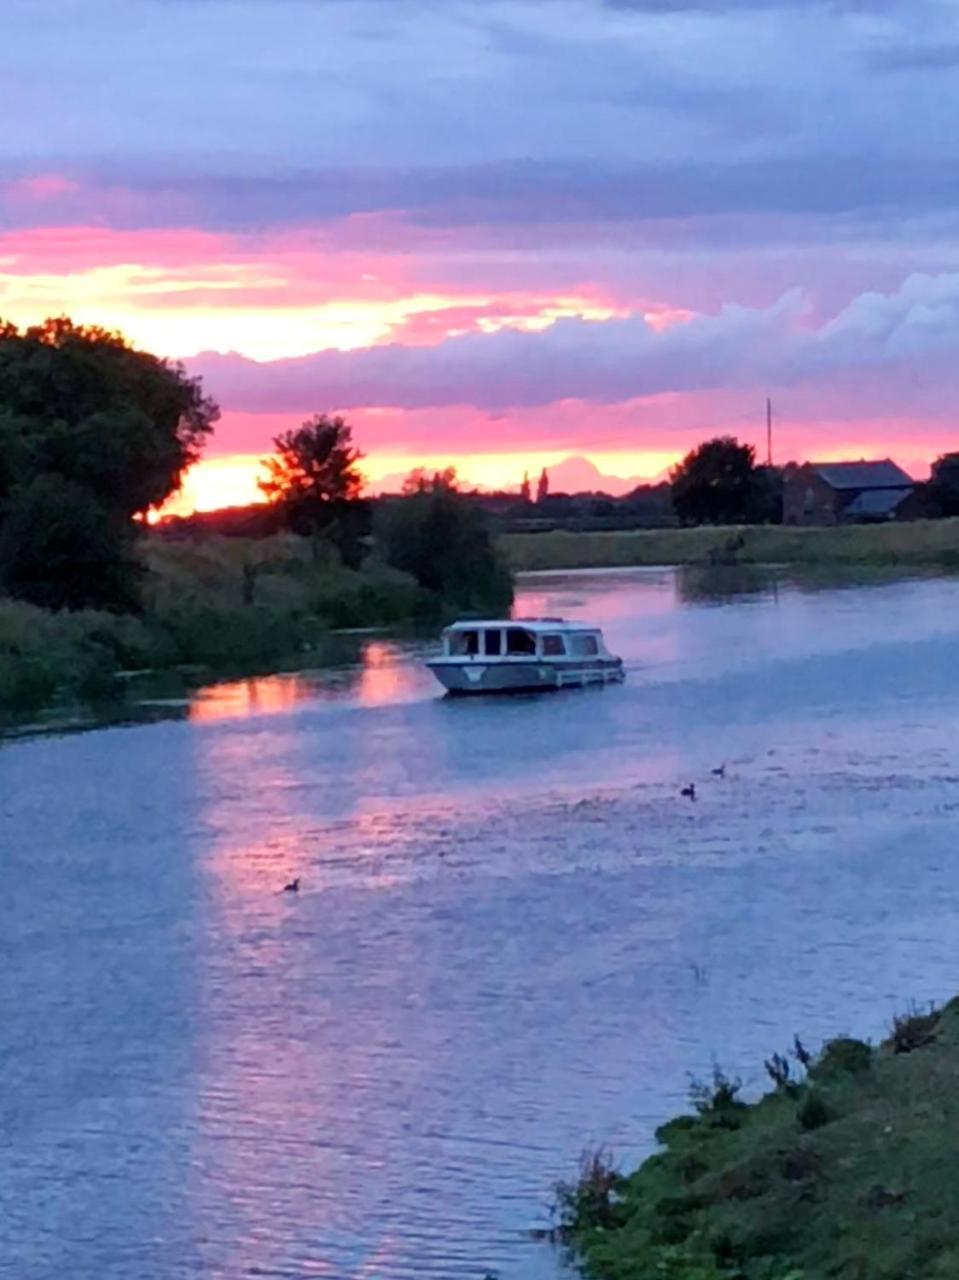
[259,414,367,565]
[401,466,458,496]
[520,471,532,504]
[926,452,959,516]
[0,317,218,520]
[376,484,513,612]
[536,467,549,504]
[670,436,774,525]
[0,474,141,612]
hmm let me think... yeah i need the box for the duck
[711,763,727,778]
[680,783,696,801]
[282,878,300,894]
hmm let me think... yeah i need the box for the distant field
[501,519,959,572]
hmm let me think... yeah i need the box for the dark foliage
[0,316,217,521]
[376,473,513,613]
[670,437,781,526]
[0,475,141,612]
[925,452,959,517]
[259,414,368,566]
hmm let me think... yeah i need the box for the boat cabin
[440,618,605,661]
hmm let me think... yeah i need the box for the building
[782,459,917,526]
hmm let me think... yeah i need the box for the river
[4,566,959,1280]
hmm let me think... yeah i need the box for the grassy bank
[502,519,959,572]
[0,534,461,713]
[560,1000,959,1280]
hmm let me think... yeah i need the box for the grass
[0,533,452,715]
[502,519,959,573]
[560,998,959,1280]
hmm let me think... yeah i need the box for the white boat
[427,618,625,695]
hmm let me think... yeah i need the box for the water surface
[4,567,959,1279]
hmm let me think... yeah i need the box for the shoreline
[561,999,959,1279]
[501,518,959,573]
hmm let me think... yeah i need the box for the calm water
[5,566,959,1280]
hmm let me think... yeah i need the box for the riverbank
[561,1000,959,1280]
[502,519,959,572]
[0,534,497,713]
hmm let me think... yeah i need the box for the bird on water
[680,784,696,801]
[711,763,727,778]
[282,878,300,893]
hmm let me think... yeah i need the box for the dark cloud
[6,151,959,236]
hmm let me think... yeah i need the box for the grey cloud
[6,151,959,236]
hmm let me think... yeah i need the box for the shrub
[798,1091,832,1132]
[376,485,513,614]
[689,1064,744,1125]
[889,1003,940,1055]
[810,1037,872,1081]
[554,1148,624,1238]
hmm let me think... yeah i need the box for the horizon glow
[3,1,958,513]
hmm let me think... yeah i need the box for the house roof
[842,488,912,519]
[809,459,914,491]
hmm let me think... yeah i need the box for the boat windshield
[569,632,600,656]
[448,629,480,656]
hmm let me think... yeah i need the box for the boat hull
[427,657,625,695]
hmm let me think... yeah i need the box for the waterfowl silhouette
[711,763,727,778]
[680,784,696,801]
[282,878,300,893]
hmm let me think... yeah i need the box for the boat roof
[445,617,600,633]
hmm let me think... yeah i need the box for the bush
[554,1148,624,1238]
[376,486,513,614]
[798,1090,832,1132]
[810,1037,872,1081]
[889,1003,941,1055]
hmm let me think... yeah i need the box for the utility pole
[766,397,773,467]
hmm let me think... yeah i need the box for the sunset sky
[4,0,959,510]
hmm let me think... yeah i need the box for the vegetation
[560,997,959,1280]
[0,317,218,611]
[0,316,515,715]
[0,535,436,713]
[259,413,369,568]
[501,517,959,572]
[670,437,780,526]
[376,469,514,615]
[925,451,959,518]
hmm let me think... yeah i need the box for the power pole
[766,397,773,467]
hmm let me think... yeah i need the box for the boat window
[505,628,536,655]
[569,633,599,657]
[449,629,480,656]
[542,634,566,656]
[484,629,503,656]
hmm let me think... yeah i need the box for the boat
[426,617,625,695]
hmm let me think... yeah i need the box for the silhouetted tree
[536,467,549,504]
[926,451,959,516]
[670,437,774,525]
[0,317,218,521]
[401,466,458,495]
[520,471,532,504]
[0,475,141,611]
[259,414,368,566]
